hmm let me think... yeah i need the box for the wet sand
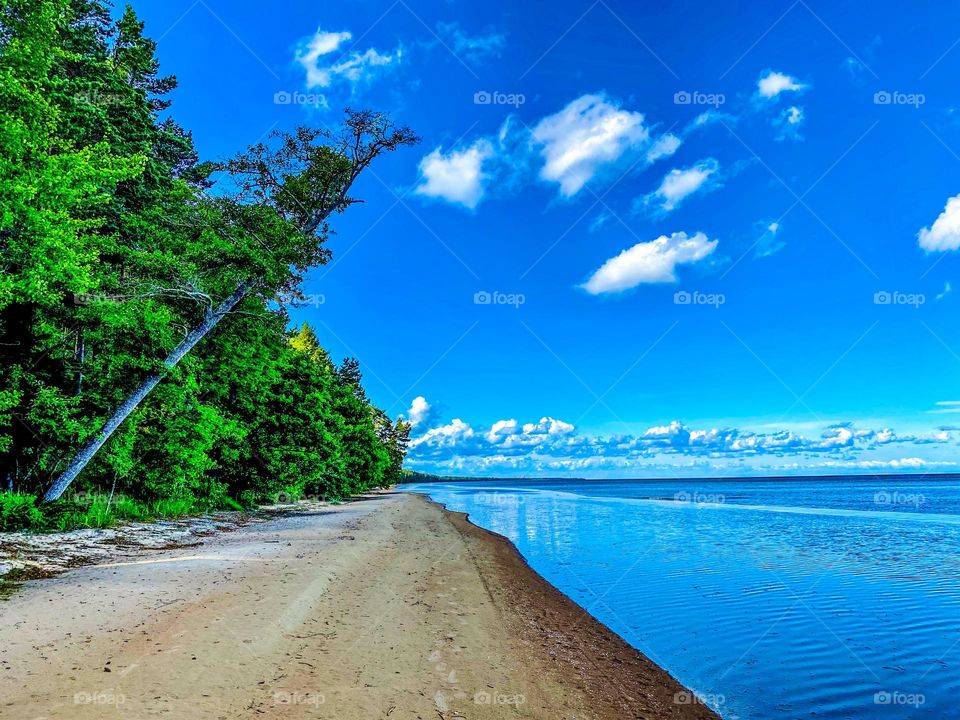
[0,491,717,719]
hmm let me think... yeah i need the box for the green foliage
[0,1,414,518]
[0,491,246,533]
[0,493,44,531]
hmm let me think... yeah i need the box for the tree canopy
[0,0,415,510]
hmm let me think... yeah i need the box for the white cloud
[532,93,675,197]
[408,418,474,450]
[407,417,955,476]
[774,106,805,141]
[919,193,960,251]
[296,28,400,91]
[757,70,807,100]
[642,159,720,213]
[929,400,960,414]
[646,133,682,163]
[580,231,718,294]
[436,22,506,63]
[415,139,494,209]
[405,396,435,428]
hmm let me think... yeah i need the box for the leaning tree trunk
[42,277,259,503]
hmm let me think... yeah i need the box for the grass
[0,491,246,533]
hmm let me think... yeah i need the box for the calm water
[405,476,960,719]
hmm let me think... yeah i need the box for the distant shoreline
[402,471,960,483]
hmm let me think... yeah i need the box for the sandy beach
[0,491,717,719]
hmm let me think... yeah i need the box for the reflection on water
[407,477,960,719]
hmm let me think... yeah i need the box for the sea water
[405,476,960,719]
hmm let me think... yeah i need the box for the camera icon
[674,90,692,105]
[473,91,492,105]
[474,290,492,305]
[873,291,891,305]
[873,91,891,105]
[473,691,492,704]
[874,692,892,705]
[674,290,692,305]
[673,691,693,705]
[274,91,292,105]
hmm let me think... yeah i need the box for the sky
[130,0,960,478]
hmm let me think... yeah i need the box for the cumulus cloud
[641,159,721,213]
[408,418,474,451]
[756,70,807,100]
[532,93,678,197]
[296,28,400,91]
[405,396,438,428]
[415,139,494,209]
[406,416,955,475]
[580,231,718,294]
[919,193,960,251]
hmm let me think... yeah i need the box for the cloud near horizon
[406,417,957,475]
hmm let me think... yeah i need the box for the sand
[0,491,718,719]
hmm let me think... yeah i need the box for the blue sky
[133,0,960,477]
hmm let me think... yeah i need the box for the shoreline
[421,492,720,719]
[0,490,717,719]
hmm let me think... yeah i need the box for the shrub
[0,493,44,532]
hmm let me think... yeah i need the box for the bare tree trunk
[42,278,258,503]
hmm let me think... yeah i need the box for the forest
[0,0,417,530]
